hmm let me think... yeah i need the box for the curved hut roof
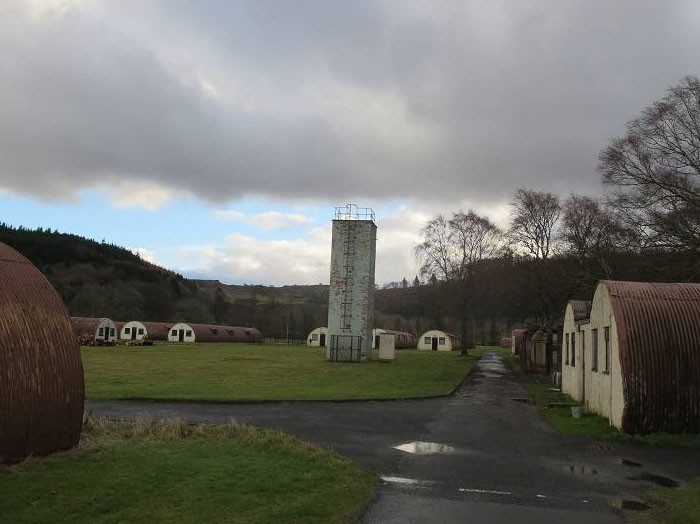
[185,323,263,343]
[0,242,84,463]
[600,280,700,434]
[567,300,592,323]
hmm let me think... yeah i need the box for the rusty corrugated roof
[567,300,592,322]
[603,280,700,434]
[71,316,112,337]
[0,243,84,464]
[185,323,263,343]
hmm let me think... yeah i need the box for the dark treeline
[0,223,328,338]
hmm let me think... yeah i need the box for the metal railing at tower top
[334,204,376,223]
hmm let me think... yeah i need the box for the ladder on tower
[340,221,356,331]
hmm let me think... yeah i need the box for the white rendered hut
[71,317,118,343]
[561,300,592,402]
[417,330,461,351]
[306,327,328,347]
[120,321,171,341]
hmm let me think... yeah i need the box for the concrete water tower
[327,204,377,362]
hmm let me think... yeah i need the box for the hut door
[432,337,438,351]
[375,335,380,348]
[320,334,326,347]
[178,329,184,342]
[131,328,137,340]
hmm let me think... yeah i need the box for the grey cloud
[1,0,699,205]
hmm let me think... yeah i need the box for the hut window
[571,332,576,367]
[424,336,431,344]
[565,333,569,365]
[138,328,144,335]
[228,329,234,335]
[311,334,318,341]
[211,328,218,335]
[604,327,610,373]
[124,327,131,334]
[110,328,115,336]
[98,327,104,336]
[439,337,445,345]
[171,330,177,336]
[186,330,192,337]
[591,328,599,371]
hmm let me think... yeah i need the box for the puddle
[380,476,434,486]
[626,472,679,488]
[564,464,599,475]
[393,441,456,454]
[621,458,643,468]
[612,499,652,511]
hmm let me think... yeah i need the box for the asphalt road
[87,352,700,523]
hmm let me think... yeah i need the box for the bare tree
[509,189,561,260]
[416,210,504,353]
[561,195,625,256]
[414,214,458,281]
[599,75,700,250]
[450,211,504,279]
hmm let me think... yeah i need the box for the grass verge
[522,379,700,448]
[82,344,476,401]
[0,416,378,523]
[637,478,700,524]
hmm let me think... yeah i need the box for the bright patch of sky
[0,190,421,285]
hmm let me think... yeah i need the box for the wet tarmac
[87,351,700,523]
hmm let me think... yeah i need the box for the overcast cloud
[2,0,699,208]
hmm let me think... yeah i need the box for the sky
[1,0,699,285]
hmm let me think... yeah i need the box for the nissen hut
[71,317,119,343]
[307,327,328,347]
[561,281,700,434]
[417,330,461,351]
[120,321,172,341]
[168,323,262,343]
[371,329,416,349]
[561,301,592,401]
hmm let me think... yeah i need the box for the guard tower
[327,204,377,362]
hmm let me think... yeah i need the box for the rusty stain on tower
[327,204,377,362]
[0,242,84,464]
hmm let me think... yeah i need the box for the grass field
[0,417,377,523]
[82,344,476,401]
[522,380,700,448]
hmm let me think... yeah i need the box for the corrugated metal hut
[561,301,592,402]
[417,330,461,351]
[168,322,262,343]
[307,327,328,347]
[371,329,416,349]
[525,328,548,371]
[120,320,171,341]
[72,317,118,344]
[0,242,84,464]
[583,281,700,434]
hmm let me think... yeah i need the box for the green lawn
[522,380,700,447]
[0,418,377,524]
[82,344,476,401]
